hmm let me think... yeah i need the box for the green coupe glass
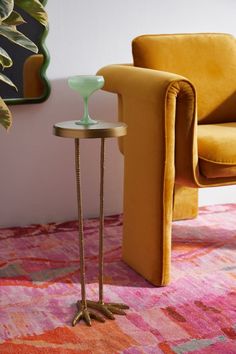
[68,75,104,125]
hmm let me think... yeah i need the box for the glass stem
[83,96,89,123]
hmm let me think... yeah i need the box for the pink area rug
[0,204,236,353]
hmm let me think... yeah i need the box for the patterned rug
[0,204,235,353]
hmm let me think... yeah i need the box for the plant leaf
[0,97,12,130]
[0,72,17,90]
[15,0,48,27]
[2,10,25,26]
[0,47,13,68]
[0,0,14,21]
[0,25,38,53]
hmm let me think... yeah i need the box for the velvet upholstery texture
[97,33,236,286]
[132,33,236,124]
[23,54,44,98]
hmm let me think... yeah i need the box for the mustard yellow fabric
[132,33,236,124]
[173,185,198,221]
[198,123,236,178]
[23,54,44,98]
[199,160,236,179]
[198,123,236,164]
[97,33,236,287]
[98,64,198,285]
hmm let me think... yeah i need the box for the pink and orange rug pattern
[0,204,236,353]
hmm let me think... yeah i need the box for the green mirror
[0,0,50,105]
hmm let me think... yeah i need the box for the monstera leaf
[15,0,48,27]
[0,98,12,130]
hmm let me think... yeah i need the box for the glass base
[75,118,98,125]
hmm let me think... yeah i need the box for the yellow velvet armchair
[97,33,236,286]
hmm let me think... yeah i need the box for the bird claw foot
[72,301,105,326]
[86,300,129,320]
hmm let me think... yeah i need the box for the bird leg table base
[53,122,128,328]
[72,300,129,326]
[72,136,129,327]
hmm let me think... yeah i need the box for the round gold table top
[53,120,127,139]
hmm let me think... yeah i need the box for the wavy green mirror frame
[3,0,50,105]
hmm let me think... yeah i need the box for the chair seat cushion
[198,123,236,178]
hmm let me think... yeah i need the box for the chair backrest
[132,33,236,124]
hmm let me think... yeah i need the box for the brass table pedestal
[54,120,128,326]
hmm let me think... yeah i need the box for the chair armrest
[97,64,198,187]
[97,64,198,285]
[98,64,186,97]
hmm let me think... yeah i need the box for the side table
[53,120,128,326]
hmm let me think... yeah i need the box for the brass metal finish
[72,139,89,326]
[54,121,128,327]
[86,300,129,320]
[72,301,105,327]
[99,138,105,303]
[54,120,127,139]
[83,139,129,324]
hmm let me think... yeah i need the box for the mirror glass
[0,0,50,104]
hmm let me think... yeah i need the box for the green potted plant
[0,0,48,130]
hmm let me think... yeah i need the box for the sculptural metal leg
[87,138,129,319]
[72,138,105,326]
[72,138,129,326]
